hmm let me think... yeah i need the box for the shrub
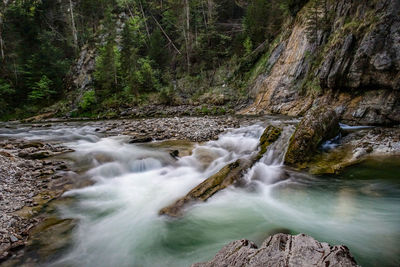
[79,90,96,111]
[159,86,175,105]
[28,75,55,102]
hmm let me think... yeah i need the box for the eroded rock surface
[192,233,358,267]
[284,107,340,166]
[243,0,400,125]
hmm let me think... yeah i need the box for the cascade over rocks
[159,158,253,217]
[284,107,340,167]
[192,233,358,267]
[159,125,281,217]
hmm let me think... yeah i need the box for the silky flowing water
[1,120,399,267]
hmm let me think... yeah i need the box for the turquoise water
[51,127,399,267]
[1,122,399,266]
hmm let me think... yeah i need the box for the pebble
[9,235,18,243]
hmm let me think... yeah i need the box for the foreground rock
[159,126,281,217]
[284,107,340,167]
[192,233,358,267]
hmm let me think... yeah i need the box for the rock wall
[70,44,96,105]
[243,0,400,125]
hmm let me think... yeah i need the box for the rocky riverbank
[0,140,76,262]
[17,115,247,142]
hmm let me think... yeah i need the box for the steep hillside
[1,0,398,124]
[243,0,400,125]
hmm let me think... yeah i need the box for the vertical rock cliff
[243,0,400,125]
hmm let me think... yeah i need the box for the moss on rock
[284,107,340,167]
[257,125,282,160]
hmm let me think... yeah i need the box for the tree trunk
[201,0,208,29]
[184,0,191,71]
[207,0,213,23]
[0,13,4,61]
[69,0,78,50]
[152,15,181,55]
[138,0,150,41]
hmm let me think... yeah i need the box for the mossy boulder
[257,125,282,160]
[284,107,340,167]
[159,125,281,217]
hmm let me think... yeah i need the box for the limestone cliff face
[70,45,96,103]
[243,0,400,125]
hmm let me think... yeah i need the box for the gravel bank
[0,140,74,262]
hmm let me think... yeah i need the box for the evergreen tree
[244,0,285,46]
[94,8,120,98]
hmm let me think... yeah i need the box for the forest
[0,0,309,119]
[1,1,399,266]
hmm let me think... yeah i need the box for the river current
[1,119,399,267]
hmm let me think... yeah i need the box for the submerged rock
[128,136,153,143]
[18,151,51,160]
[159,125,281,217]
[192,233,358,267]
[284,107,340,167]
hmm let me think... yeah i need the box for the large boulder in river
[284,107,340,167]
[159,125,281,217]
[192,233,358,267]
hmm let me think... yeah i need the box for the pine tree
[94,8,120,98]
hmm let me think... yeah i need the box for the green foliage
[138,57,160,91]
[0,80,14,96]
[94,43,120,97]
[158,86,175,105]
[79,90,96,111]
[28,75,55,102]
[284,0,309,17]
[0,79,15,116]
[100,94,122,109]
[304,79,322,95]
[1,0,72,117]
[94,8,120,99]
[1,0,297,118]
[243,37,253,55]
[244,0,285,46]
[149,29,168,68]
[305,0,331,44]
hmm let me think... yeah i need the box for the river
[0,118,399,267]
